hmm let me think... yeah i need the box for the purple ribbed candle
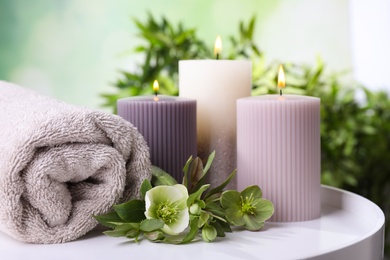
[237,95,321,222]
[117,96,197,182]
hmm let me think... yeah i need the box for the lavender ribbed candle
[237,95,321,222]
[117,96,197,182]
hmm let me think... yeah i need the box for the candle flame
[153,80,159,93]
[278,65,285,89]
[214,35,222,58]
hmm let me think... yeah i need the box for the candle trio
[118,38,320,223]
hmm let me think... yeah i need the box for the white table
[0,185,385,260]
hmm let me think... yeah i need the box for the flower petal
[146,185,183,206]
[241,185,262,200]
[173,184,189,210]
[220,190,241,210]
[225,208,245,226]
[243,214,265,231]
[162,209,189,235]
[253,199,274,222]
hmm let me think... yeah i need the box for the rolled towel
[0,81,151,243]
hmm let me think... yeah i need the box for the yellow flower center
[156,202,179,223]
[241,194,256,215]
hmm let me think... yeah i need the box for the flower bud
[126,229,138,238]
[189,203,201,215]
[145,231,164,241]
[202,225,217,242]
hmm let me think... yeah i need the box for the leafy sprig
[94,152,274,244]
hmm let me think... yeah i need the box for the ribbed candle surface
[237,95,321,222]
[179,60,251,188]
[117,96,197,182]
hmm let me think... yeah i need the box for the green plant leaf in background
[102,13,211,112]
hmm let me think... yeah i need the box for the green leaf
[187,184,210,207]
[182,156,193,188]
[204,192,221,204]
[220,220,232,233]
[103,230,128,238]
[132,17,147,31]
[205,201,226,219]
[189,157,204,190]
[198,211,209,228]
[134,45,146,53]
[121,71,141,82]
[204,169,237,200]
[140,219,165,232]
[94,211,125,229]
[140,179,152,200]
[113,199,146,223]
[126,229,139,239]
[202,151,215,176]
[151,166,178,186]
[251,43,261,57]
[210,218,232,237]
[180,217,200,244]
[247,16,255,39]
[103,223,140,237]
[198,200,206,208]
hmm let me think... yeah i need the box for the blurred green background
[0,0,356,109]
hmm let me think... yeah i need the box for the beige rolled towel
[0,81,151,243]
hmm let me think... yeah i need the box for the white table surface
[0,185,385,260]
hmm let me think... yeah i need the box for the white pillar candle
[237,94,321,222]
[179,60,251,188]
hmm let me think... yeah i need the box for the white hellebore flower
[145,184,189,235]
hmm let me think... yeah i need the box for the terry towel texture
[0,81,151,243]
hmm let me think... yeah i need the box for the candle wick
[280,89,282,96]
[216,53,219,60]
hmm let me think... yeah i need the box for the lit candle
[278,64,285,96]
[214,35,222,60]
[117,80,197,182]
[179,36,251,188]
[236,65,321,222]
